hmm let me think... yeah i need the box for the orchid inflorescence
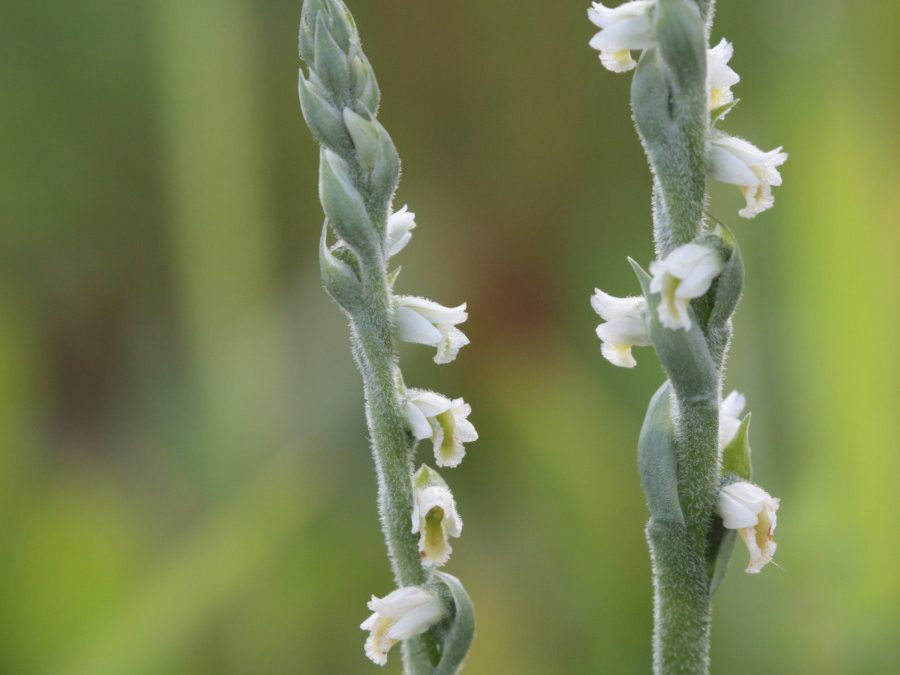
[298,0,475,671]
[586,1,784,673]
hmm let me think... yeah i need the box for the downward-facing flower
[649,244,723,331]
[587,1,656,73]
[412,466,463,567]
[385,205,416,258]
[710,134,788,218]
[707,39,740,111]
[719,390,746,449]
[395,295,469,364]
[591,289,651,368]
[360,586,445,666]
[404,389,478,467]
[717,481,780,574]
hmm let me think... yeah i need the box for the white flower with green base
[404,389,478,468]
[412,465,463,567]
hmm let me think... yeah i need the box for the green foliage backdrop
[0,1,898,673]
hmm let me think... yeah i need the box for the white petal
[386,597,445,640]
[396,306,443,346]
[395,296,468,326]
[405,401,434,441]
[721,390,746,420]
[591,289,646,321]
[408,390,452,417]
[717,489,759,529]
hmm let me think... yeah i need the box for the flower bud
[298,72,352,156]
[319,148,378,258]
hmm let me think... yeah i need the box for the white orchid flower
[587,1,656,73]
[710,134,788,219]
[404,389,478,468]
[591,289,652,368]
[649,244,723,331]
[412,484,463,567]
[707,38,740,112]
[395,295,469,364]
[360,586,445,666]
[717,481,781,574]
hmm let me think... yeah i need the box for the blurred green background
[1,1,898,673]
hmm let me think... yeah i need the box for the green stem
[648,521,712,675]
[353,262,440,673]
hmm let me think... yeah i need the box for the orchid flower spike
[710,134,788,218]
[591,289,652,368]
[404,389,478,468]
[411,466,463,567]
[385,205,416,258]
[395,295,469,364]
[360,586,445,666]
[587,1,656,73]
[649,244,723,331]
[719,390,747,450]
[717,481,781,573]
[707,38,740,112]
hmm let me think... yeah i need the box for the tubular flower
[718,390,746,449]
[649,244,723,331]
[707,38,740,111]
[591,289,652,368]
[412,484,463,567]
[710,134,788,218]
[385,205,416,258]
[395,295,469,364]
[404,389,478,468]
[360,587,445,666]
[717,481,780,574]
[587,1,656,73]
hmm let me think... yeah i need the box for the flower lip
[412,484,463,567]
